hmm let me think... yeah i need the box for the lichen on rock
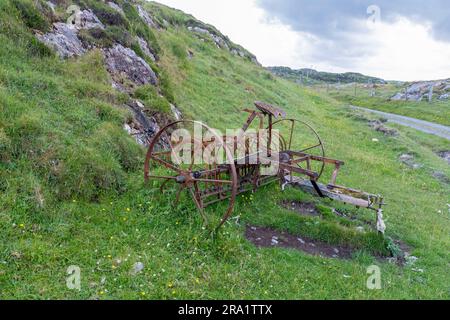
[103,44,158,91]
[36,23,86,58]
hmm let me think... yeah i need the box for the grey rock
[136,36,156,61]
[405,255,418,267]
[297,238,305,244]
[36,23,86,58]
[439,93,449,100]
[437,151,450,164]
[137,5,157,28]
[188,26,210,35]
[432,171,450,184]
[399,154,423,169]
[391,80,450,101]
[390,92,405,101]
[103,44,158,89]
[170,104,183,120]
[368,120,398,136]
[46,1,56,13]
[76,10,105,30]
[187,49,194,59]
[124,100,161,146]
[108,2,124,15]
[132,262,144,275]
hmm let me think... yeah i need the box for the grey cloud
[256,0,450,70]
[257,0,450,41]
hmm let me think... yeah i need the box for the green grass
[0,0,449,300]
[320,83,450,126]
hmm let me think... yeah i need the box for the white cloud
[154,0,450,81]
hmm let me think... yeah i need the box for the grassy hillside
[314,83,450,126]
[268,66,386,85]
[0,0,449,300]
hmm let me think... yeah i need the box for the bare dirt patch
[280,200,320,217]
[437,151,450,165]
[246,225,354,259]
[246,225,411,266]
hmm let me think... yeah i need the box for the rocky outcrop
[437,151,450,165]
[136,36,156,61]
[368,120,398,136]
[76,9,105,30]
[124,100,160,146]
[36,23,86,58]
[170,104,183,120]
[390,80,450,101]
[399,154,423,169]
[124,100,172,149]
[103,44,158,91]
[137,5,158,29]
[108,2,124,15]
[36,9,105,58]
[187,24,260,65]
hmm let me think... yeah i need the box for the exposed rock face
[46,1,56,13]
[103,44,158,91]
[124,100,160,146]
[368,120,398,136]
[188,26,228,49]
[136,36,156,61]
[187,25,260,65]
[124,100,171,149]
[170,104,183,120]
[76,10,105,30]
[108,2,124,15]
[437,151,450,165]
[36,9,104,58]
[137,5,158,28]
[432,171,450,184]
[36,23,86,58]
[399,154,423,169]
[391,80,450,101]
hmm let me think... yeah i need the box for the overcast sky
[155,0,450,81]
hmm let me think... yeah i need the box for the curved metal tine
[298,143,321,153]
[289,119,295,150]
[159,177,175,193]
[190,186,209,225]
[174,184,185,205]
[151,156,181,173]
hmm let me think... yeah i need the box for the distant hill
[267,66,386,85]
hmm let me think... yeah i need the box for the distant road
[350,105,450,140]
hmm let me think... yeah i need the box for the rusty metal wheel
[271,118,326,181]
[144,120,238,232]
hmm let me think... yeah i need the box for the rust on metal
[144,101,386,233]
[254,101,286,119]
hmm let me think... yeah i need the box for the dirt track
[350,105,450,140]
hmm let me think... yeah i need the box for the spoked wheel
[144,120,238,232]
[271,119,326,181]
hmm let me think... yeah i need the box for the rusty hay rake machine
[144,101,386,234]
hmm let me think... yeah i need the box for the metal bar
[151,156,181,173]
[279,163,319,180]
